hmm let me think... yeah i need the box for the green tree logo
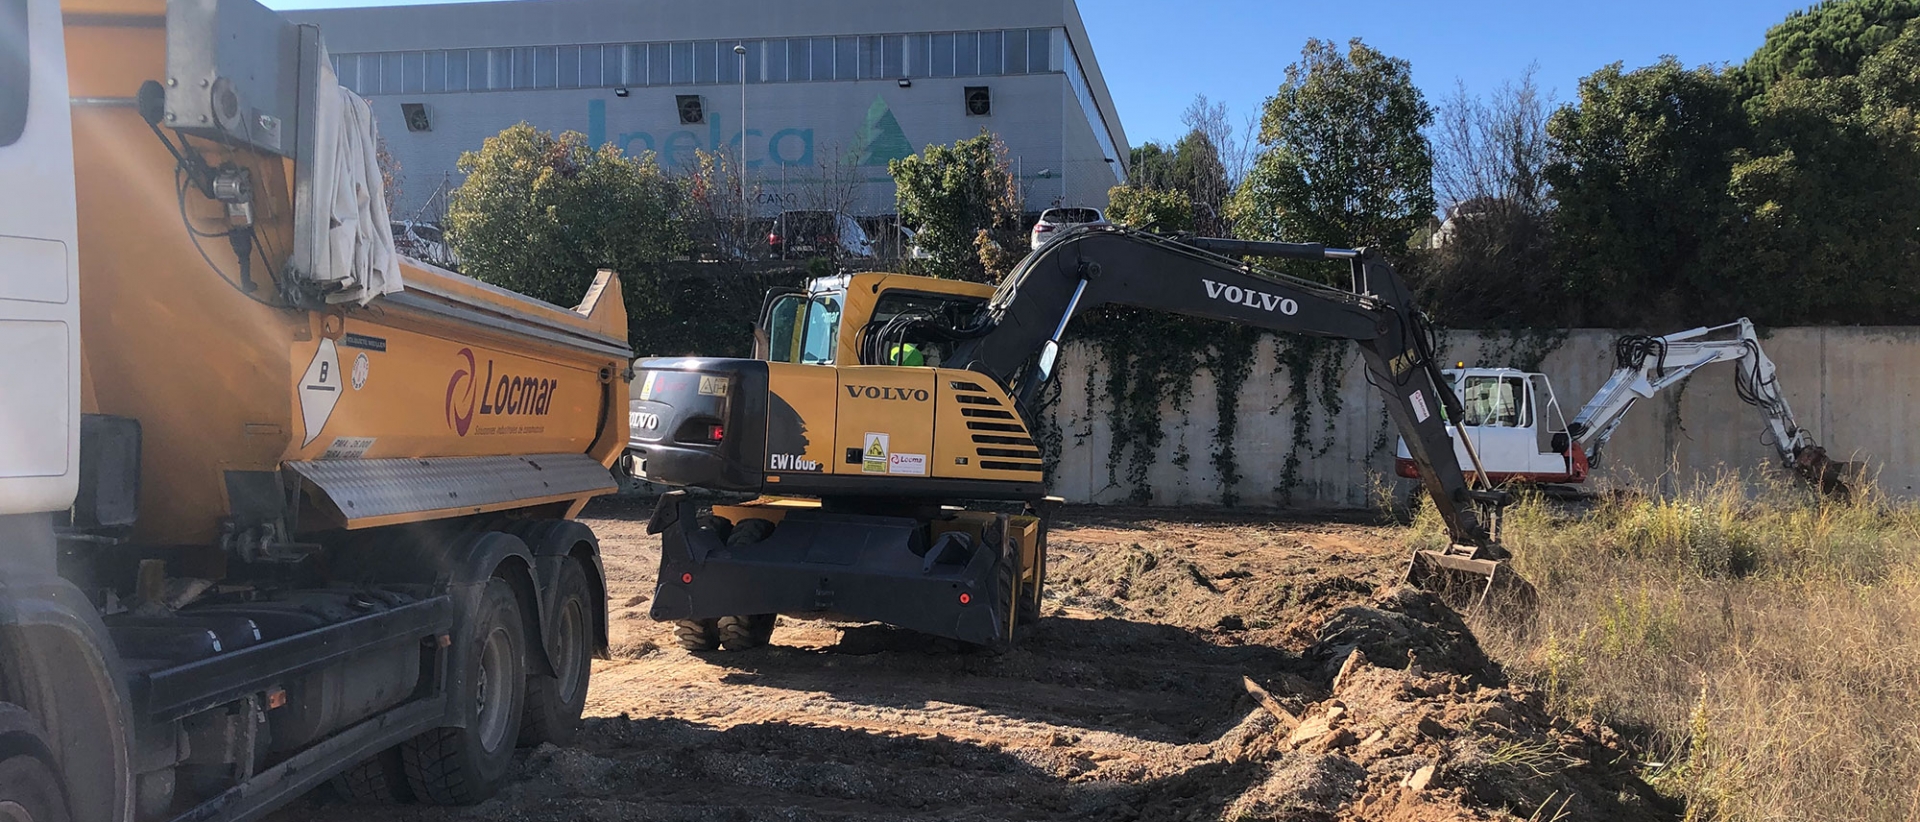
[846,96,914,167]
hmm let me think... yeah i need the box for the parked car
[898,225,932,260]
[390,219,460,268]
[769,210,875,259]
[1030,206,1109,250]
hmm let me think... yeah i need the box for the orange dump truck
[0,0,629,817]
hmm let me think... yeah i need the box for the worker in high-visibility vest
[889,342,925,366]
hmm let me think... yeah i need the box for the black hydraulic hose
[1615,334,1668,376]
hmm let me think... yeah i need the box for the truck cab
[1394,367,1587,487]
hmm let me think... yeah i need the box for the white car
[769,211,875,259]
[1030,206,1109,250]
[390,220,460,268]
[897,225,932,259]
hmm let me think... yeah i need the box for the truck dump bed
[63,0,630,544]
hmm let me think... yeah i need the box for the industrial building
[288,0,1130,221]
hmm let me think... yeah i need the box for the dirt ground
[274,498,1676,822]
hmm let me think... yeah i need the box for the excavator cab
[1393,368,1588,496]
[755,273,994,368]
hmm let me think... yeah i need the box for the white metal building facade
[290,0,1130,220]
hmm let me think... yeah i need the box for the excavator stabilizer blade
[1403,548,1537,616]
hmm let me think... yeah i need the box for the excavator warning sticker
[698,375,729,396]
[1410,390,1431,423]
[862,433,889,473]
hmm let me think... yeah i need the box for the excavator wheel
[715,519,779,651]
[717,614,776,651]
[968,524,1022,656]
[673,619,721,651]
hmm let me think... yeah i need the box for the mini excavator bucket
[1404,545,1536,615]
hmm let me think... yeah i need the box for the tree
[1233,38,1435,269]
[1741,0,1920,88]
[889,132,1022,282]
[1545,58,1749,325]
[447,123,687,343]
[1421,68,1559,325]
[1128,129,1231,235]
[1724,28,1920,322]
[1105,185,1193,232]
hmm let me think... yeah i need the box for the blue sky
[1080,0,1814,145]
[264,0,1817,148]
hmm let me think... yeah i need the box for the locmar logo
[446,348,478,436]
[447,348,560,437]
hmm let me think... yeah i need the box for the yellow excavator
[627,227,1519,651]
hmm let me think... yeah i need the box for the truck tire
[329,747,412,804]
[716,520,778,651]
[673,619,720,651]
[519,558,592,747]
[0,753,72,822]
[403,578,526,805]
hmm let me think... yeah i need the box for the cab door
[0,0,82,514]
[1455,374,1535,478]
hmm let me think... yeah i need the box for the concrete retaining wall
[1045,327,1920,507]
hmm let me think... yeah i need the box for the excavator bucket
[1792,446,1855,499]
[1403,547,1537,616]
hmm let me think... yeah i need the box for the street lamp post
[734,43,748,231]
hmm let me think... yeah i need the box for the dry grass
[1411,474,1920,822]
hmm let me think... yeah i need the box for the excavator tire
[967,525,1021,656]
[673,619,720,651]
[717,614,777,651]
[715,519,779,651]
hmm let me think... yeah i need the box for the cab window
[861,290,985,367]
[1,0,28,147]
[766,291,842,365]
[1460,375,1529,427]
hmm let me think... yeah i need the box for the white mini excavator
[1394,318,1849,499]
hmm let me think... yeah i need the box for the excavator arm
[1568,319,1842,492]
[948,227,1504,550]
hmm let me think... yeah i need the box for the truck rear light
[768,232,780,245]
[707,424,725,441]
[1035,223,1053,232]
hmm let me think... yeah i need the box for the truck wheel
[0,753,72,822]
[673,619,720,651]
[330,747,412,804]
[403,578,526,805]
[716,520,779,651]
[520,559,592,747]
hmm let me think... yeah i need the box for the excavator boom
[950,229,1502,548]
[1570,318,1845,493]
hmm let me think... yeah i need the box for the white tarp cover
[306,51,400,305]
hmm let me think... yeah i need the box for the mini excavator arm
[946,227,1504,549]
[1569,319,1818,469]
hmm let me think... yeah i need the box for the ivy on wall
[1062,310,1353,507]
